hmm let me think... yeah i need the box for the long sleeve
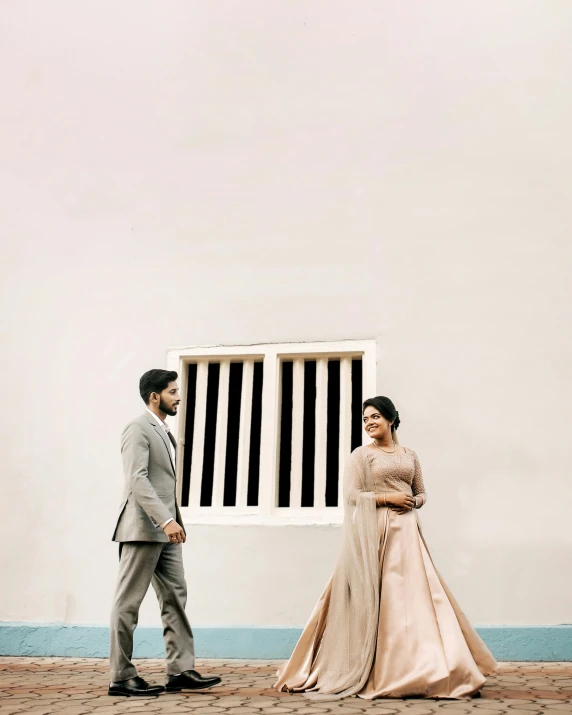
[121,422,172,527]
[410,450,427,507]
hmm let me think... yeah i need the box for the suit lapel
[143,412,176,477]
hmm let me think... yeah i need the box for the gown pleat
[275,506,496,699]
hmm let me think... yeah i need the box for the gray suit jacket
[112,412,185,542]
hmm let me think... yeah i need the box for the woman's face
[363,405,392,440]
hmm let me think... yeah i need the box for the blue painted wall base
[0,623,571,661]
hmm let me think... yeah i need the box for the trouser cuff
[110,666,138,683]
[166,658,195,676]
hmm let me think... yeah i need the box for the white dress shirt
[146,408,176,463]
[146,408,175,530]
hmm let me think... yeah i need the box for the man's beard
[159,398,177,417]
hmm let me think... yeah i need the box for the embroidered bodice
[345,445,427,506]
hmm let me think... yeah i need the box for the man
[109,369,221,697]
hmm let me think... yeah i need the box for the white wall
[1,0,571,630]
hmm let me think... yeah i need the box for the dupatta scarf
[305,446,383,699]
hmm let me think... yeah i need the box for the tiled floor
[0,658,571,714]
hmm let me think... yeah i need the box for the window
[167,341,376,524]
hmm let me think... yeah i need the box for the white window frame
[167,339,377,526]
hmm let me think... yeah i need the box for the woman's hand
[386,492,416,515]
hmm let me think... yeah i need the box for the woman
[275,396,497,700]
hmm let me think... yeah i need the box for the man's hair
[139,369,178,404]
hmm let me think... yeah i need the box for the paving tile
[1,659,572,715]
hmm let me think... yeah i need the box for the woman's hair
[362,396,400,432]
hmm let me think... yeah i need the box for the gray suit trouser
[110,541,195,681]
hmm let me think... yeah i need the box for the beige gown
[275,445,497,700]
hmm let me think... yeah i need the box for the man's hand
[163,521,186,544]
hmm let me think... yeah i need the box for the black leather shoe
[166,670,222,691]
[108,676,165,696]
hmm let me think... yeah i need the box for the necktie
[163,424,177,451]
